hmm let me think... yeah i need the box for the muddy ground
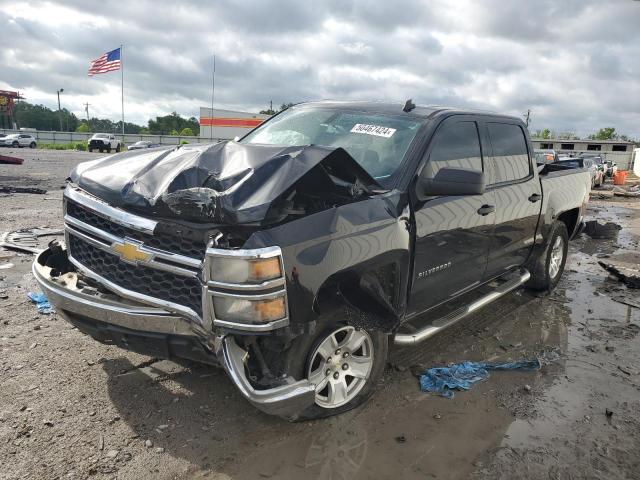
[1,149,639,480]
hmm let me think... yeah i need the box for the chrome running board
[394,269,531,346]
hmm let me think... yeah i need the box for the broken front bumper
[32,247,315,417]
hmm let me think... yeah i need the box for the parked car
[127,141,160,150]
[557,156,604,187]
[88,133,121,153]
[34,101,591,420]
[1,133,37,148]
[533,148,559,164]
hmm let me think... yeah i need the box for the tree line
[11,102,200,136]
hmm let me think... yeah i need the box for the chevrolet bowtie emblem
[111,239,153,264]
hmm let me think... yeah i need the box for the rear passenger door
[483,121,542,278]
[408,117,496,315]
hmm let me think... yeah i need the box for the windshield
[240,106,423,187]
[5,134,19,139]
[94,134,109,139]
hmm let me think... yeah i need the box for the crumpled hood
[70,141,381,225]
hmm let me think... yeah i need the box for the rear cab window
[486,123,531,184]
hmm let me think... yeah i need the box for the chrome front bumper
[33,247,315,417]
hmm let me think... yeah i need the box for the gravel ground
[1,149,639,480]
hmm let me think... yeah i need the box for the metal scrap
[0,154,24,165]
[0,228,64,254]
[0,186,47,194]
[598,261,640,289]
[583,220,622,240]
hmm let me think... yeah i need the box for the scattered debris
[605,409,614,418]
[144,439,153,448]
[395,435,407,443]
[612,296,640,309]
[523,384,532,393]
[0,155,24,165]
[589,190,614,199]
[0,262,14,270]
[0,228,63,254]
[612,186,640,198]
[0,186,47,194]
[27,292,54,314]
[419,359,541,398]
[105,450,119,459]
[617,366,632,376]
[583,220,622,240]
[98,434,104,451]
[598,262,640,289]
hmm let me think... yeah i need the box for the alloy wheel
[549,236,564,279]
[307,326,374,409]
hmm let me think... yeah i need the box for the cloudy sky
[2,0,639,137]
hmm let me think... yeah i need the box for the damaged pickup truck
[33,101,591,419]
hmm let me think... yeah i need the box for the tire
[286,320,388,421]
[88,147,93,152]
[115,144,121,152]
[12,141,18,148]
[526,221,568,292]
[29,142,36,148]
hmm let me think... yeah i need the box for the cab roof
[294,100,522,123]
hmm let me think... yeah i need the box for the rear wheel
[29,142,36,148]
[526,221,568,292]
[290,323,387,420]
[115,144,121,152]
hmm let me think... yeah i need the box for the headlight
[206,246,289,329]
[209,256,282,284]
[213,294,286,323]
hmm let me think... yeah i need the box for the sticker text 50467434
[350,124,397,138]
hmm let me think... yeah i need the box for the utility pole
[56,88,64,131]
[210,53,216,141]
[84,102,90,123]
[270,100,273,113]
[524,109,531,127]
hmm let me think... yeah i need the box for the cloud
[1,0,639,138]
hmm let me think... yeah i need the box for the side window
[423,121,482,178]
[487,123,530,183]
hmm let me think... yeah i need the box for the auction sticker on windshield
[350,124,397,138]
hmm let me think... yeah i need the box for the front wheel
[12,141,19,148]
[526,221,568,292]
[293,324,387,420]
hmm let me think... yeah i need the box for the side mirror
[416,167,485,200]
[233,136,240,142]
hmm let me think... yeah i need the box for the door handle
[477,204,495,216]
[528,193,542,203]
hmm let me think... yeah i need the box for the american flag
[88,48,121,76]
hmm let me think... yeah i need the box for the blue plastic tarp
[27,292,54,314]
[419,359,541,398]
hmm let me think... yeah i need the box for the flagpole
[210,53,215,141]
[121,44,124,141]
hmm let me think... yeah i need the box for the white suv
[88,133,121,153]
[2,133,37,148]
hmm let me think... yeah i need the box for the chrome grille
[68,236,203,315]
[63,186,205,321]
[66,200,206,259]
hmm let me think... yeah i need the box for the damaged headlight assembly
[205,246,289,331]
